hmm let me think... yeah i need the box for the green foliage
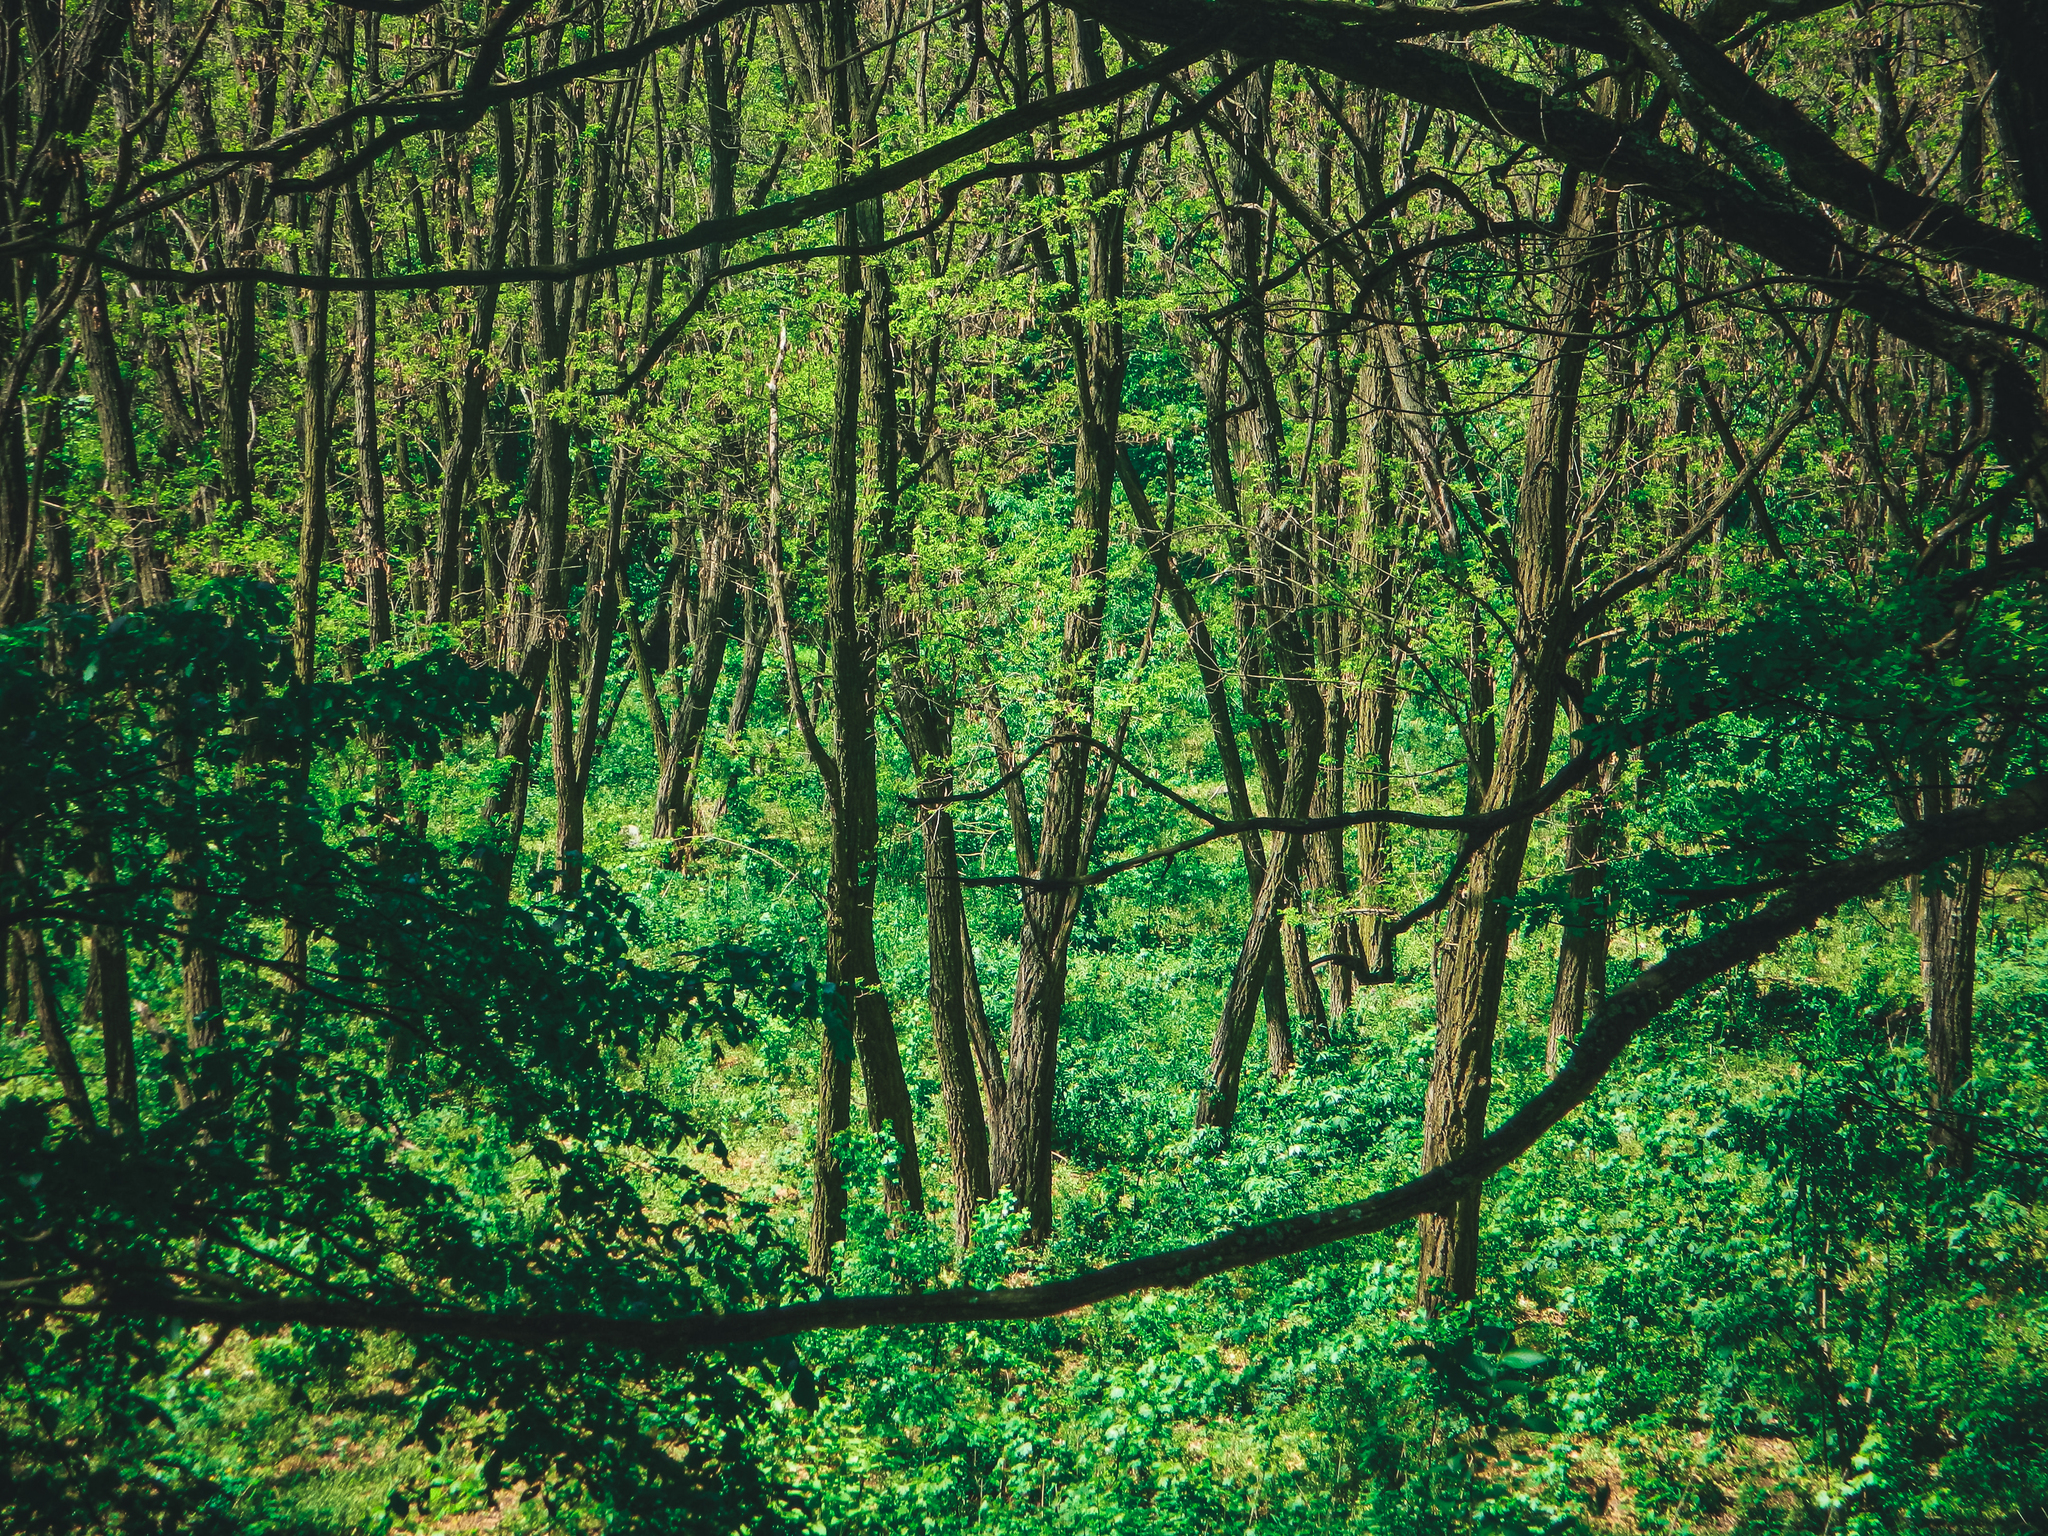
[1,597,819,1533]
[752,951,2048,1535]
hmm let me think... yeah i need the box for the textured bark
[1184,366,1290,1064]
[1277,873,1324,1068]
[989,19,1127,1241]
[898,675,998,1248]
[477,40,578,903]
[1547,738,1625,1074]
[428,104,517,625]
[1955,0,2048,240]
[552,475,627,898]
[1122,447,1300,1091]
[505,23,578,691]
[475,685,545,904]
[345,173,391,650]
[6,931,26,1036]
[726,585,769,743]
[18,920,97,1132]
[1190,57,1329,1132]
[1419,155,1618,1311]
[1197,824,1311,1137]
[807,1006,856,1276]
[650,514,739,850]
[1352,371,1403,981]
[806,0,925,1266]
[160,705,229,1115]
[274,189,336,1169]
[77,278,172,606]
[1305,143,1361,1029]
[1916,847,1983,1173]
[648,23,745,854]
[86,830,138,1138]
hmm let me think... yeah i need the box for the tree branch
[57,779,2048,1352]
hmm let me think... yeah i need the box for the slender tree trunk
[7,931,29,1036]
[651,512,739,854]
[834,268,924,1216]
[990,24,1127,1240]
[275,186,336,1171]
[1191,58,1331,1129]
[898,677,997,1248]
[1352,359,1403,982]
[347,173,392,650]
[161,702,228,1115]
[804,2,926,1265]
[1419,160,1618,1311]
[77,277,172,605]
[17,918,97,1132]
[552,476,626,898]
[1548,732,1624,1074]
[429,104,517,625]
[86,828,138,1137]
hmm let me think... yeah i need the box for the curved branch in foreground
[64,778,2047,1354]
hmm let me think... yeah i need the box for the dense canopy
[2,0,2045,1527]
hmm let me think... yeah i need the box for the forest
[2,0,2046,1527]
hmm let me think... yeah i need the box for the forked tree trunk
[988,18,1128,1241]
[651,511,740,854]
[897,672,998,1248]
[1419,159,1618,1311]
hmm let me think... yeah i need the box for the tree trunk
[276,185,336,1169]
[345,173,392,650]
[990,23,1127,1241]
[551,474,626,898]
[897,672,998,1248]
[428,103,517,626]
[1419,160,1618,1311]
[1547,733,1624,1074]
[804,1,926,1266]
[17,917,97,1132]
[1352,358,1404,982]
[1915,845,1983,1172]
[77,277,172,606]
[651,512,739,854]
[86,828,138,1138]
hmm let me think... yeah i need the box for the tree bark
[1419,156,1618,1311]
[803,0,926,1267]
[86,828,138,1138]
[276,184,337,1169]
[897,671,998,1248]
[77,277,172,606]
[1547,691,1624,1074]
[428,103,517,626]
[345,171,392,650]
[1352,365,1403,982]
[987,17,1129,1241]
[17,917,97,1132]
[650,512,739,853]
